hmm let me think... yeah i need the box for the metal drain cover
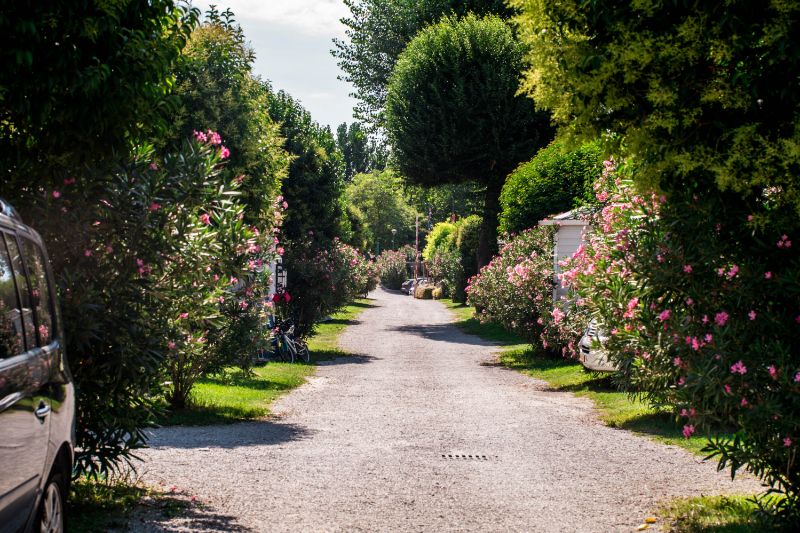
[441,454,494,461]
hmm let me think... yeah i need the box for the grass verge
[158,298,372,426]
[658,495,780,533]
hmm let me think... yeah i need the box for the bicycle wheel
[295,340,311,363]
[275,335,291,362]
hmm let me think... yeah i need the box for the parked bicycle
[261,314,310,363]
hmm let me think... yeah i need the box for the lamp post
[391,228,397,249]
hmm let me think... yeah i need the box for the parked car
[578,320,618,372]
[0,198,75,533]
[400,278,429,295]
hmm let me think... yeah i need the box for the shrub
[281,237,371,337]
[562,162,800,522]
[466,225,583,356]
[498,142,603,234]
[423,222,456,262]
[376,248,410,289]
[453,215,482,302]
[432,286,444,300]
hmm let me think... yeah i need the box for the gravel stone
[132,288,759,532]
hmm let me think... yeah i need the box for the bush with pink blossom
[465,225,584,356]
[561,161,800,519]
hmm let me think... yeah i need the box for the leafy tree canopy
[167,11,289,223]
[385,14,553,265]
[333,0,512,131]
[345,169,416,253]
[499,141,603,234]
[0,0,198,178]
[336,121,388,180]
[267,90,347,242]
[511,0,800,211]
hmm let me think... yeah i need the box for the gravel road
[133,288,758,532]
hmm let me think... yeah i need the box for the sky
[191,0,359,131]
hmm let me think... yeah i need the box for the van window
[22,238,55,345]
[3,235,35,351]
[0,233,24,358]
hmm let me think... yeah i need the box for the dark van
[0,198,75,533]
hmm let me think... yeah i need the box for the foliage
[499,142,603,234]
[375,248,411,289]
[333,0,513,131]
[279,238,374,337]
[562,164,800,523]
[167,14,290,222]
[423,216,482,302]
[336,121,388,179]
[267,90,347,242]
[422,222,456,262]
[466,225,583,355]
[0,0,198,177]
[511,1,800,212]
[385,14,553,266]
[406,181,485,226]
[345,169,417,253]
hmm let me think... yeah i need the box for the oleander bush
[561,162,800,522]
[376,248,410,290]
[281,237,374,337]
[466,225,584,356]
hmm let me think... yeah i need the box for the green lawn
[658,495,781,533]
[159,298,372,426]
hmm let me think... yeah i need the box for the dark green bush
[498,142,603,234]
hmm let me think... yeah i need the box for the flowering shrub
[562,161,800,520]
[466,225,583,356]
[16,131,281,476]
[376,248,410,289]
[281,237,374,337]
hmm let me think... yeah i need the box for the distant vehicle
[400,278,428,295]
[0,198,75,533]
[578,320,617,372]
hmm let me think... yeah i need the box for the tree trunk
[476,178,503,268]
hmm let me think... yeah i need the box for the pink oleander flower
[149,202,161,211]
[715,311,729,327]
[199,213,211,225]
[748,310,757,321]
[282,201,288,209]
[218,296,225,304]
[724,384,732,394]
[230,276,238,285]
[277,247,285,256]
[596,191,608,202]
[84,249,92,257]
[64,177,76,185]
[704,334,713,343]
[673,357,682,367]
[741,397,748,407]
[623,297,639,318]
[149,162,159,170]
[658,309,671,322]
[208,130,222,145]
[785,437,793,447]
[682,424,695,439]
[731,360,747,375]
[685,298,694,306]
[240,301,249,310]
[168,341,176,350]
[52,190,61,199]
[683,264,692,273]
[764,271,772,279]
[193,130,207,143]
[794,371,800,383]
[727,265,739,278]
[768,365,778,379]
[219,146,230,159]
[552,308,565,324]
[179,312,189,319]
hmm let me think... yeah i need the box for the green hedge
[498,142,603,234]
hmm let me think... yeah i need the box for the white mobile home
[538,209,591,301]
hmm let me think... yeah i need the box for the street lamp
[391,228,397,249]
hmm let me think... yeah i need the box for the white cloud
[196,0,350,37]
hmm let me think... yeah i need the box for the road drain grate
[441,454,493,461]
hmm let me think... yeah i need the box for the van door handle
[35,401,51,419]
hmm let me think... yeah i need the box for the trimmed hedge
[498,142,603,234]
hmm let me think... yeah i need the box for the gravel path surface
[133,288,758,532]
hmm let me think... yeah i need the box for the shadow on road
[389,324,498,347]
[317,353,378,365]
[145,420,314,450]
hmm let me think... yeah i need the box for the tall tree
[345,169,416,253]
[267,90,347,242]
[332,0,512,131]
[385,14,553,266]
[337,122,370,180]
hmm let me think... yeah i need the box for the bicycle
[268,315,311,363]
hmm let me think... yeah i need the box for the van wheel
[37,471,65,533]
